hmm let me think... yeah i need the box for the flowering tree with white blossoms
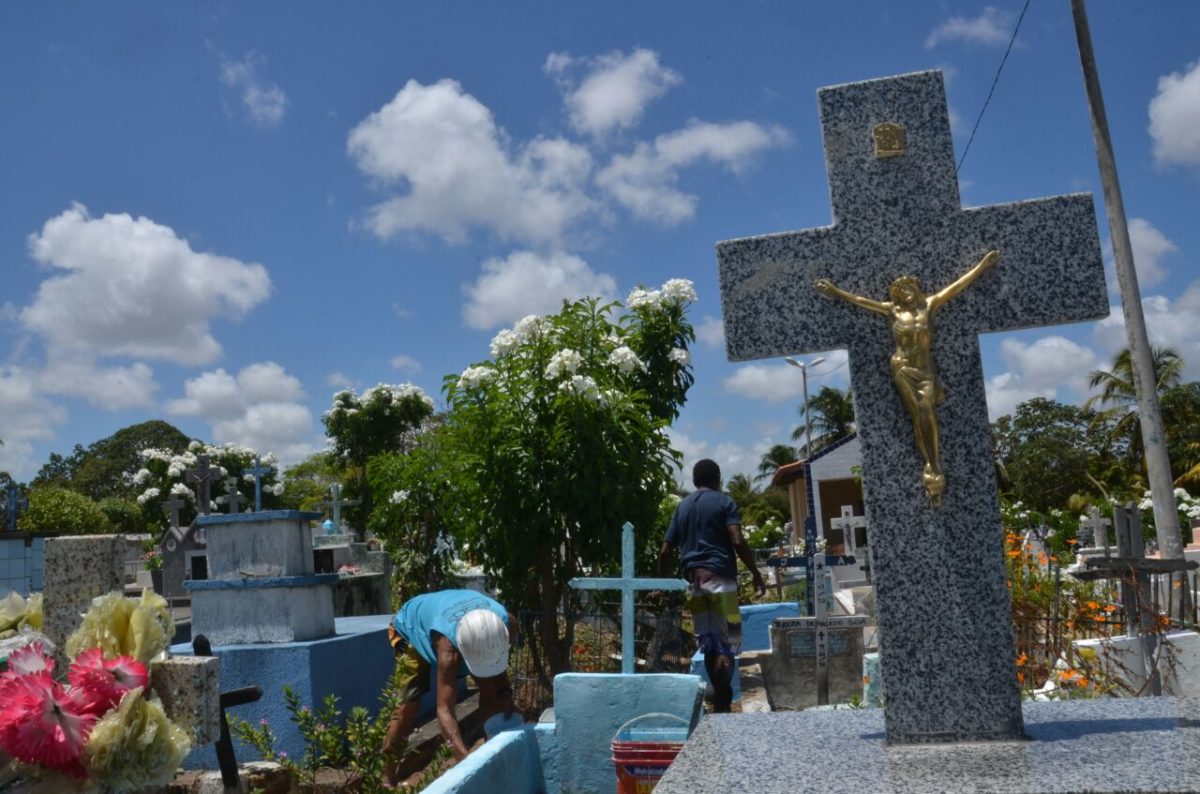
[442,280,696,675]
[127,441,284,534]
[322,383,436,531]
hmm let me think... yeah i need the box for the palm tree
[726,473,758,506]
[1085,346,1183,469]
[792,386,856,457]
[755,444,798,483]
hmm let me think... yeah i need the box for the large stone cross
[717,71,1108,743]
[568,521,687,674]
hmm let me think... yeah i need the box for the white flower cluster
[668,347,690,365]
[390,490,410,505]
[660,278,698,303]
[270,482,285,496]
[170,483,193,500]
[457,365,495,390]
[559,374,602,402]
[545,349,583,379]
[607,346,646,374]
[132,468,152,486]
[137,488,161,505]
[1139,488,1200,520]
[626,278,698,310]
[490,314,553,358]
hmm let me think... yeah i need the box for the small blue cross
[568,521,687,674]
[242,457,275,512]
[4,483,29,533]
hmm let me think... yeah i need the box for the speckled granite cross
[717,71,1107,743]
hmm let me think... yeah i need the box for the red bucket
[611,714,690,794]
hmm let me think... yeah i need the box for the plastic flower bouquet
[0,590,191,791]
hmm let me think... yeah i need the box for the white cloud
[984,336,1100,419]
[38,358,157,411]
[325,371,354,389]
[696,315,726,349]
[1094,281,1200,381]
[390,355,422,373]
[21,204,271,366]
[667,428,761,487]
[1128,218,1177,288]
[461,250,616,330]
[219,50,288,127]
[723,363,804,404]
[166,362,316,464]
[722,352,849,404]
[925,7,1013,49]
[597,120,790,224]
[1149,59,1200,169]
[0,366,68,480]
[347,79,594,245]
[545,48,682,137]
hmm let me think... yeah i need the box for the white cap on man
[456,609,510,678]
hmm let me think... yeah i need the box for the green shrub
[98,497,149,535]
[20,486,113,535]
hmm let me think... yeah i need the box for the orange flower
[1085,601,1100,611]
[862,675,871,685]
[1066,538,1078,545]
[1006,549,1021,558]
[1016,653,1028,666]
[1103,604,1117,613]
[1037,552,1049,566]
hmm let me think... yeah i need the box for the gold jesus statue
[815,249,1000,505]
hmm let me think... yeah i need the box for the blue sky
[1,2,1198,483]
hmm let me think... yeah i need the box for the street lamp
[784,356,826,459]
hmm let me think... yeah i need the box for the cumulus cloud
[925,6,1013,49]
[1094,281,1200,381]
[390,355,422,373]
[21,204,271,366]
[347,79,594,245]
[219,50,288,127]
[696,315,726,349]
[38,358,157,411]
[166,362,317,464]
[545,48,682,137]
[1127,218,1178,288]
[597,120,790,224]
[666,428,761,488]
[984,336,1100,419]
[722,353,848,404]
[0,367,68,480]
[461,250,616,329]
[325,371,355,389]
[1149,59,1200,169]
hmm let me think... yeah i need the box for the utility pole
[1070,0,1184,610]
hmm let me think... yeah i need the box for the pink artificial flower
[0,673,95,778]
[2,641,55,678]
[67,648,148,716]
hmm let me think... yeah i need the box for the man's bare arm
[727,524,766,597]
[434,636,471,760]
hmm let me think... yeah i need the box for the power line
[956,0,1033,173]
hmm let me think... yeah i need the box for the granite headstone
[716,70,1107,743]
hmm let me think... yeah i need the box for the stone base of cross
[568,521,687,674]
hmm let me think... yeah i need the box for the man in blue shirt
[658,459,765,712]
[382,589,517,782]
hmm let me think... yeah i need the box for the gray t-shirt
[665,488,741,580]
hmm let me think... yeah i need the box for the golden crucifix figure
[815,250,1000,505]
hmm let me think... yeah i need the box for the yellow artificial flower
[0,592,43,639]
[84,687,191,791]
[66,590,174,663]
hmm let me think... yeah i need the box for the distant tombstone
[186,455,223,515]
[163,494,186,533]
[317,483,359,535]
[222,478,245,515]
[161,519,208,601]
[3,483,28,532]
[243,456,275,512]
[830,505,867,557]
[1080,506,1111,551]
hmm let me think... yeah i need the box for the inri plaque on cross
[717,71,1107,743]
